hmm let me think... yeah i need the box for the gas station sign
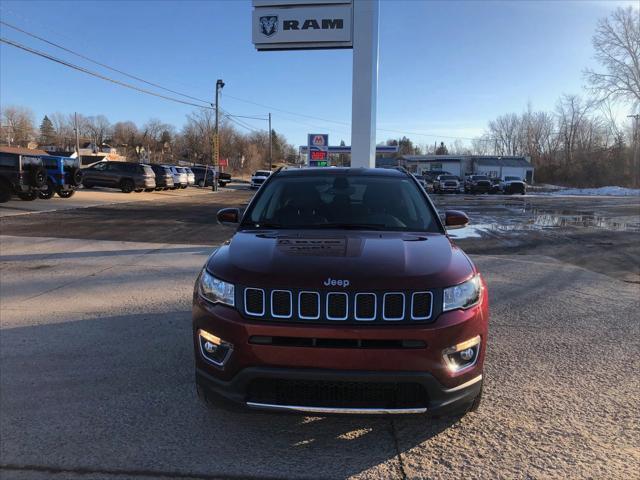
[308,133,329,166]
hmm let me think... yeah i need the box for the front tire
[120,179,134,193]
[57,188,75,198]
[38,180,56,200]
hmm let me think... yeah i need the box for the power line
[226,114,269,121]
[0,20,212,106]
[0,36,215,111]
[224,114,262,133]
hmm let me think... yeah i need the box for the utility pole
[268,112,272,170]
[74,112,81,167]
[213,79,225,192]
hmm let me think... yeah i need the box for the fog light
[459,348,475,361]
[443,335,481,373]
[198,329,233,367]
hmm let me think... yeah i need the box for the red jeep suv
[193,168,488,415]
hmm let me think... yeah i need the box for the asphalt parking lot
[1,185,639,479]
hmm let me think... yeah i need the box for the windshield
[440,175,458,181]
[505,176,520,181]
[243,174,441,233]
[472,176,488,180]
[254,170,271,177]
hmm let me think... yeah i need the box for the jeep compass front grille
[240,288,436,324]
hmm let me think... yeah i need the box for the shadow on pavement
[0,311,460,479]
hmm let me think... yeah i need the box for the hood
[207,230,475,290]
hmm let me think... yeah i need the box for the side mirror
[444,210,469,229]
[217,208,240,226]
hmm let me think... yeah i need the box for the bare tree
[488,113,521,155]
[1,105,36,147]
[84,115,112,147]
[556,94,595,165]
[49,112,76,150]
[112,121,140,159]
[584,6,640,107]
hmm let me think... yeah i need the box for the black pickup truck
[191,166,232,188]
[0,150,48,202]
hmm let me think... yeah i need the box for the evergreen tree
[39,115,55,145]
[435,141,449,155]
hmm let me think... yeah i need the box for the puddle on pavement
[448,209,640,239]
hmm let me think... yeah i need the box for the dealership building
[392,155,535,183]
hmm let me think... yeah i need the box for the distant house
[74,143,127,166]
[396,155,534,183]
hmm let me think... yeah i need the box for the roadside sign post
[349,0,378,168]
[252,0,379,168]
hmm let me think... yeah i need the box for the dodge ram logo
[259,16,278,37]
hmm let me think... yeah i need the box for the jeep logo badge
[324,278,350,288]
[259,15,278,37]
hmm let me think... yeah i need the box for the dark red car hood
[206,230,475,290]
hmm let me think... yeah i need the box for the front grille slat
[298,291,320,320]
[271,290,292,318]
[383,293,405,321]
[355,293,376,321]
[242,288,436,323]
[411,292,433,320]
[244,288,265,316]
[326,292,348,320]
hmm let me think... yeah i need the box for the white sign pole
[350,0,378,168]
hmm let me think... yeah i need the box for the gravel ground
[1,188,639,479]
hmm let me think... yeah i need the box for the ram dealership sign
[252,0,353,51]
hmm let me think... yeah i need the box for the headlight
[199,270,235,307]
[443,275,481,312]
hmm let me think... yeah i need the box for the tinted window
[244,174,441,233]
[439,175,458,180]
[43,158,58,169]
[0,154,17,168]
[21,156,43,168]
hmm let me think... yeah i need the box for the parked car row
[420,172,527,195]
[82,162,231,193]
[0,153,83,202]
[1,155,235,202]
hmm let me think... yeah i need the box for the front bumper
[193,291,488,415]
[196,366,482,415]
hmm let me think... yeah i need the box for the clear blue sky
[0,0,635,148]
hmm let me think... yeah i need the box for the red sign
[310,151,327,160]
[219,158,228,167]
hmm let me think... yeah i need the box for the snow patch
[550,186,640,197]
